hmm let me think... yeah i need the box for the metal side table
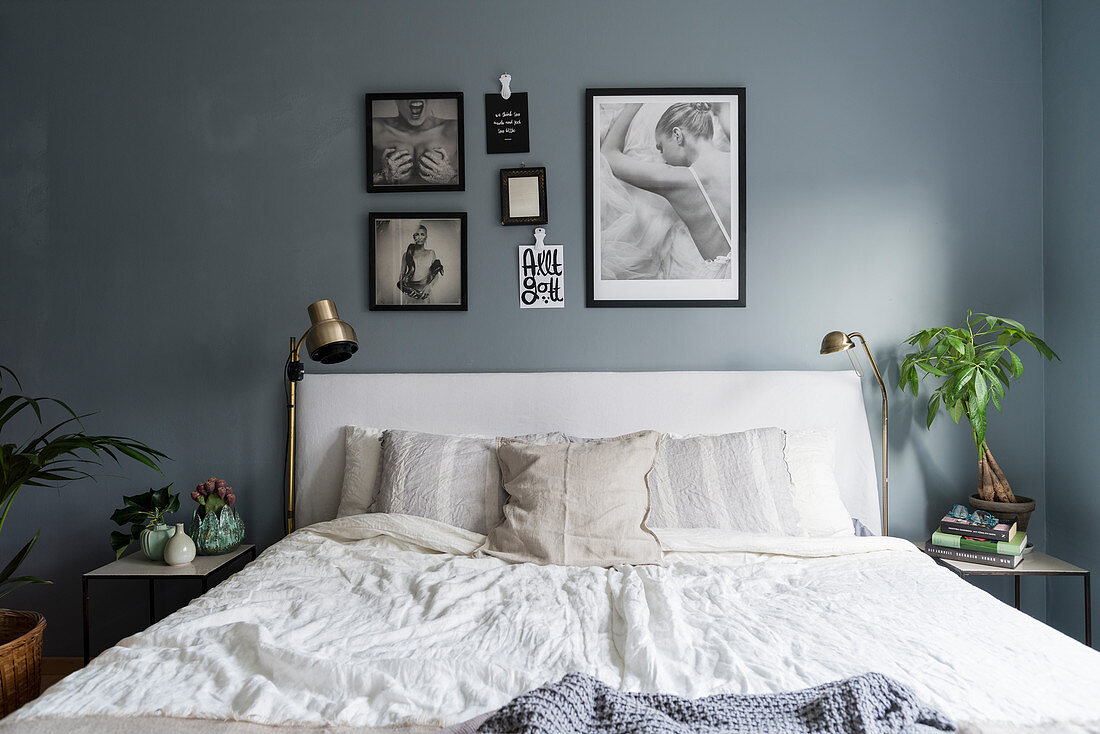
[82,545,256,664]
[932,550,1091,647]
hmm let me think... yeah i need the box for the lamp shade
[303,299,358,364]
[820,330,854,355]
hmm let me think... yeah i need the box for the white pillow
[373,429,566,533]
[336,425,384,518]
[784,428,854,537]
[647,428,802,535]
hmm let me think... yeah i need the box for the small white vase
[162,523,196,566]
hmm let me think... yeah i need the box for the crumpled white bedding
[8,514,1100,732]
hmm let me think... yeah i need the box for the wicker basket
[0,610,45,716]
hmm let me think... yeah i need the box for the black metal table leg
[148,578,156,625]
[1014,576,1021,610]
[82,576,90,665]
[1085,572,1092,648]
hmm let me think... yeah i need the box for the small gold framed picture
[499,166,548,226]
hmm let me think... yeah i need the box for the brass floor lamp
[820,331,888,536]
[285,299,358,535]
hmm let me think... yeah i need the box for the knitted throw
[477,672,955,734]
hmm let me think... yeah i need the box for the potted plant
[109,485,181,561]
[0,365,166,714]
[898,312,1058,531]
[189,477,244,555]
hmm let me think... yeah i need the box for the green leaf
[967,399,988,448]
[949,399,965,424]
[151,485,170,508]
[0,532,40,585]
[110,530,134,559]
[926,397,940,429]
[1008,350,1023,378]
[0,576,50,601]
[974,371,988,409]
[990,387,1002,412]
[110,505,149,526]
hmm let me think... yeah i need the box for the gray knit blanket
[476,672,955,734]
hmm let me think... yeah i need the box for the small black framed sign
[366,93,465,193]
[368,212,468,311]
[484,91,530,154]
[499,166,548,226]
[585,87,746,307]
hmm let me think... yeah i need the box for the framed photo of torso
[586,88,745,307]
[366,93,465,193]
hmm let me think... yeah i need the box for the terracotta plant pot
[970,493,1036,533]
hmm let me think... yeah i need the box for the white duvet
[10,514,1100,732]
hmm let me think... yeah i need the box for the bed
[5,371,1099,733]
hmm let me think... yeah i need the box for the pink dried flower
[215,479,227,490]
[216,487,227,499]
[190,490,202,502]
[204,478,217,494]
[225,493,236,507]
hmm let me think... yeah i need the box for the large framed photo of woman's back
[586,88,746,307]
[366,93,465,193]
[369,212,468,311]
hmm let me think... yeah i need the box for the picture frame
[368,212,468,311]
[585,87,746,308]
[499,166,548,226]
[365,93,465,193]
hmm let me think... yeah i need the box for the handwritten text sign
[485,92,530,154]
[518,244,564,309]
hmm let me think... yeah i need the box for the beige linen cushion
[478,430,662,567]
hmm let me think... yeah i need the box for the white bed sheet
[9,514,1100,732]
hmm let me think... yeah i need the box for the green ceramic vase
[189,507,245,556]
[140,523,176,561]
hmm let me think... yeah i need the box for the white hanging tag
[499,73,512,100]
[518,228,564,309]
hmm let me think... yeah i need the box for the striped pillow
[646,427,803,535]
[373,429,565,533]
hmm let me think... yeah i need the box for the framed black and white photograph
[586,88,746,307]
[369,213,467,311]
[366,93,464,193]
[500,166,547,226]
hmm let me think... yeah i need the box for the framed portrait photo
[499,166,548,226]
[586,87,746,307]
[369,212,468,311]
[366,93,465,193]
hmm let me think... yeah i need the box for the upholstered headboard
[295,370,882,533]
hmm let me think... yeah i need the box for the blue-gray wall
[1,0,1048,656]
[1043,0,1100,647]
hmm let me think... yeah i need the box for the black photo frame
[368,212,468,311]
[366,93,465,193]
[499,166,548,226]
[585,87,746,308]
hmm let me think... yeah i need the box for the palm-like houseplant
[898,313,1057,525]
[0,365,166,712]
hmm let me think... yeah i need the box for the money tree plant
[898,313,1058,503]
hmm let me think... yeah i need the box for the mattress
[7,513,1099,733]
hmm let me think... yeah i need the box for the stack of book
[924,511,1027,568]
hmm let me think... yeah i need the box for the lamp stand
[849,332,889,536]
[285,337,305,535]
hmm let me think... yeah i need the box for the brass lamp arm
[848,331,889,536]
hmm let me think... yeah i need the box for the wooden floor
[40,657,83,693]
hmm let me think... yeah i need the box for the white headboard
[295,370,881,533]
